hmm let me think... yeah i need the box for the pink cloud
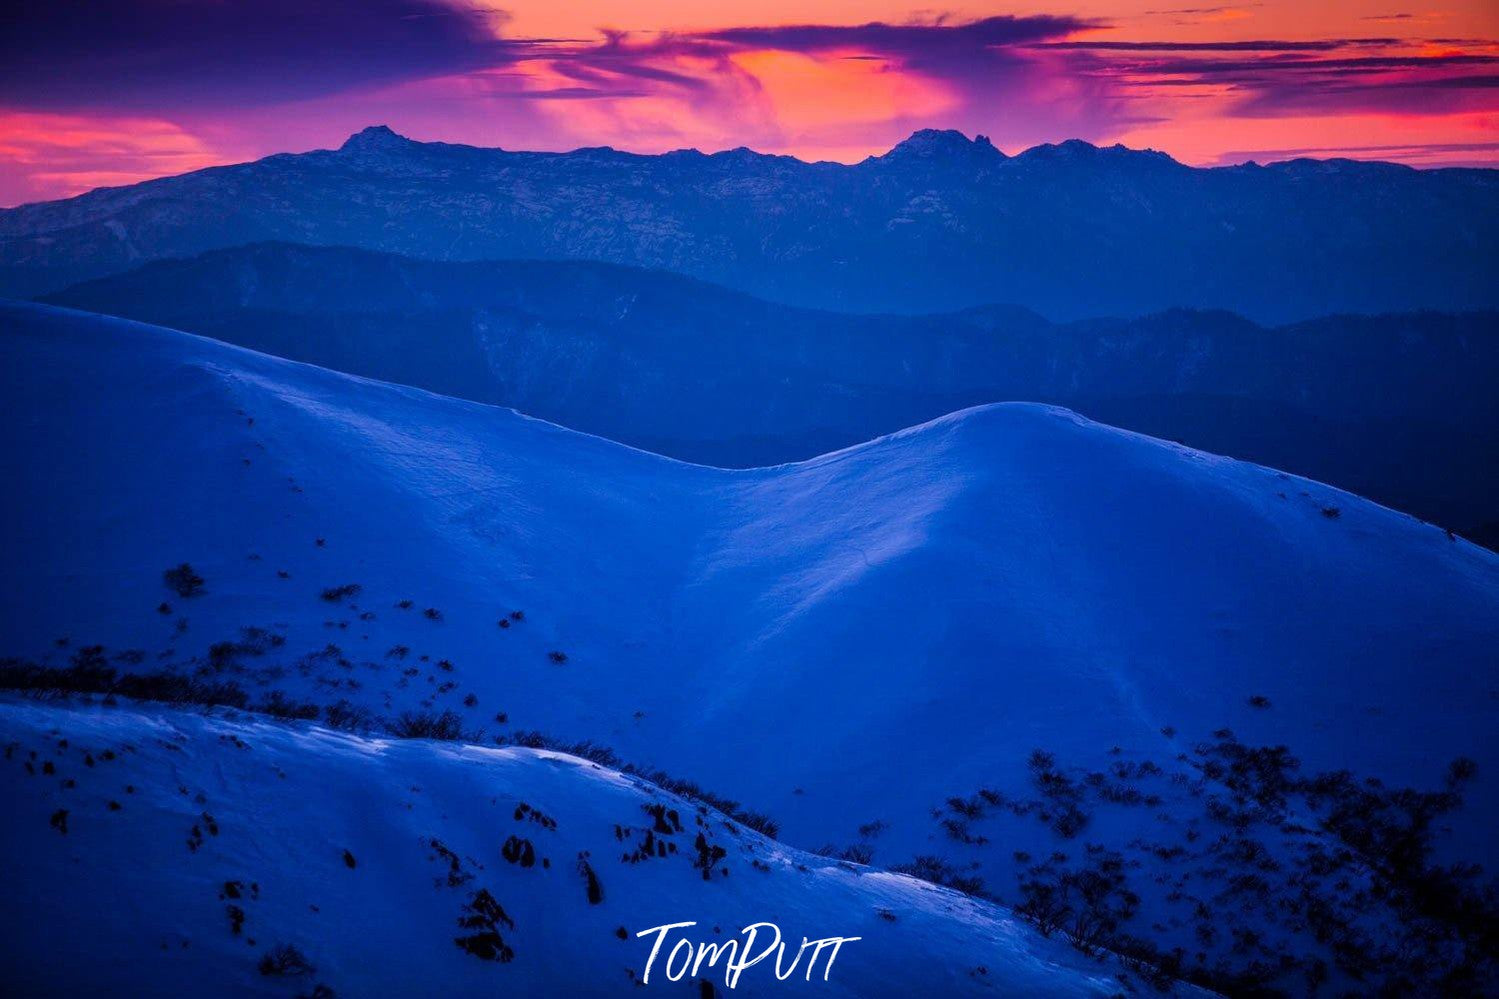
[0,7,1495,205]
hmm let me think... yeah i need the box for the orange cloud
[727,49,959,149]
[1,2,1497,205]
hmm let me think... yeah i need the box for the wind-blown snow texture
[0,696,1145,996]
[2,301,1497,991]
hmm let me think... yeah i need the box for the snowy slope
[2,300,1497,988]
[0,696,1134,996]
[41,242,1499,539]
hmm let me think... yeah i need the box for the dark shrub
[320,584,362,603]
[163,563,205,598]
[816,843,874,864]
[391,710,464,740]
[0,657,250,711]
[840,843,875,864]
[206,627,285,670]
[891,855,986,897]
[323,700,373,731]
[118,673,250,709]
[453,889,515,963]
[500,729,779,839]
[577,853,604,904]
[258,944,315,977]
[257,691,320,721]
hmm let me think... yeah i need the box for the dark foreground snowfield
[1,300,1496,993]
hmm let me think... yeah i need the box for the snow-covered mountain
[2,696,1145,996]
[2,300,1497,991]
[2,126,1495,322]
[41,242,1499,543]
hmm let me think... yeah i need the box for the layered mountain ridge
[3,125,1494,321]
[41,241,1499,544]
[2,300,1496,990]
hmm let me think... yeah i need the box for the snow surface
[2,299,1497,989]
[0,696,1135,996]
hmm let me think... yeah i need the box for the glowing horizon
[1,1,1496,207]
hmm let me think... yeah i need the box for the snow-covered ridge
[0,696,1137,996]
[2,300,1497,990]
[3,297,1495,836]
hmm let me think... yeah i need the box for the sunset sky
[1,0,1496,206]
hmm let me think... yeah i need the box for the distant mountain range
[45,242,1499,546]
[5,125,1497,322]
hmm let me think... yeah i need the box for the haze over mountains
[4,125,1497,322]
[46,241,1499,547]
[4,302,1497,991]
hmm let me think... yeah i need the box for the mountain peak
[339,124,412,153]
[881,128,1003,162]
[1016,139,1180,167]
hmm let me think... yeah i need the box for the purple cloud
[1037,39,1400,51]
[700,15,1094,53]
[519,15,1094,104]
[0,0,518,110]
[1041,36,1499,119]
